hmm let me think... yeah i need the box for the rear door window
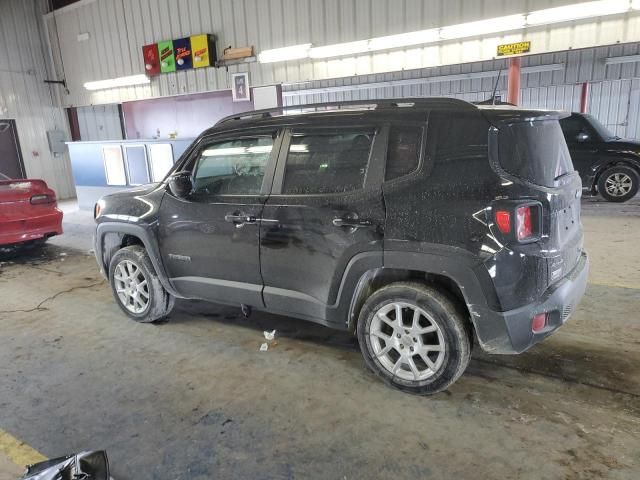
[282,130,374,194]
[498,120,574,187]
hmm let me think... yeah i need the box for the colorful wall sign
[141,34,217,77]
[190,34,217,68]
[142,43,160,76]
[173,37,192,70]
[158,40,176,73]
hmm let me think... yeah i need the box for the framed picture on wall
[231,72,250,102]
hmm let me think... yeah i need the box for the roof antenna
[490,67,502,105]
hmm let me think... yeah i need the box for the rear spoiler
[0,179,49,190]
[479,107,570,126]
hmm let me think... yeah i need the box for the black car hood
[103,182,161,200]
[98,183,165,223]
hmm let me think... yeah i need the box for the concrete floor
[0,197,639,479]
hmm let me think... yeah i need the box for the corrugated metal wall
[284,43,640,139]
[44,0,640,107]
[0,0,75,198]
[77,104,123,140]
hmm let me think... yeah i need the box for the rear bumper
[476,252,589,354]
[0,208,63,246]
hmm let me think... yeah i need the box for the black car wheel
[597,165,639,202]
[108,245,175,323]
[357,282,472,395]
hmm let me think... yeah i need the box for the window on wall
[124,145,150,185]
[103,146,127,186]
[282,130,374,195]
[192,136,274,196]
[148,144,174,182]
[385,126,422,181]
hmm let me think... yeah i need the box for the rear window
[498,120,574,187]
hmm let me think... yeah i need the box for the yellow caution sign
[497,41,531,57]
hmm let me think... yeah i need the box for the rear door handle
[332,217,375,229]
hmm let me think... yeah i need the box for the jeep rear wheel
[109,245,175,323]
[597,165,639,202]
[357,282,471,395]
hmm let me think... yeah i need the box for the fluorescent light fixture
[309,40,369,59]
[84,74,150,91]
[289,144,309,152]
[368,29,440,51]
[247,145,273,154]
[526,0,630,26]
[202,147,246,156]
[202,146,273,156]
[440,14,526,40]
[258,0,636,63]
[258,43,311,63]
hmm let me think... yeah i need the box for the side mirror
[168,171,193,198]
[576,131,590,143]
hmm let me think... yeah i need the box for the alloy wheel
[113,259,150,314]
[604,173,633,197]
[369,302,446,381]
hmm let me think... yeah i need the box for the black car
[94,99,588,395]
[560,112,640,202]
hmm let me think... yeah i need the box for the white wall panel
[43,0,640,107]
[77,104,123,141]
[0,0,75,199]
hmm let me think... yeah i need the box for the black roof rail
[215,97,476,126]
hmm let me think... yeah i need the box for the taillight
[532,312,547,333]
[30,194,55,205]
[495,211,511,234]
[493,201,542,243]
[516,205,533,241]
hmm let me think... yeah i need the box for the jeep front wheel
[109,245,175,323]
[357,282,471,395]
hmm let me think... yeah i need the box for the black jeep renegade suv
[94,98,588,395]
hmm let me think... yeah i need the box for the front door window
[192,136,274,196]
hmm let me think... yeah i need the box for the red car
[0,172,63,246]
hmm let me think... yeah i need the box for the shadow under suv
[94,98,588,395]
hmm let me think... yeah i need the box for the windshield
[0,172,9,180]
[583,113,617,140]
[498,119,574,187]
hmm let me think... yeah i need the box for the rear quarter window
[427,111,494,186]
[385,126,422,181]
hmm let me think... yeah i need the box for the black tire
[597,165,639,202]
[357,282,471,395]
[108,245,175,323]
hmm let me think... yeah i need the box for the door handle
[224,213,257,227]
[332,217,375,229]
